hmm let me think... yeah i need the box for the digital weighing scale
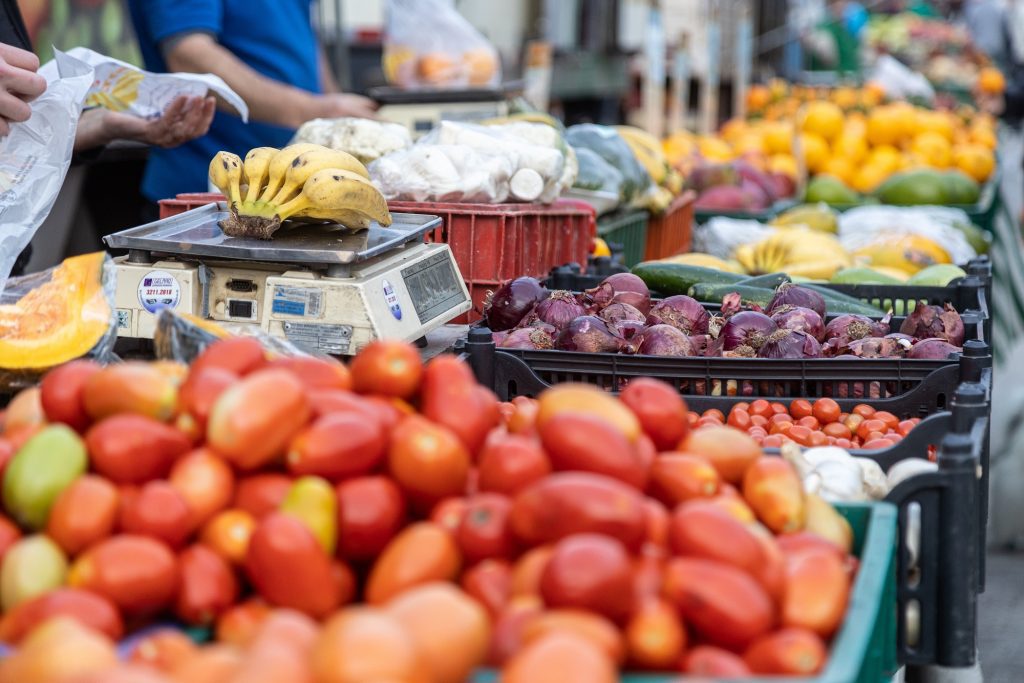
[103,203,471,355]
[371,82,521,137]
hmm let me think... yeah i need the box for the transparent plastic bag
[370,144,513,203]
[383,0,501,90]
[0,252,117,391]
[290,117,412,165]
[153,309,313,365]
[837,205,976,264]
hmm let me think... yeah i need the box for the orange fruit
[867,145,902,173]
[978,67,1006,94]
[866,106,904,147]
[820,157,856,185]
[851,164,890,194]
[911,132,952,168]
[698,137,734,162]
[862,81,887,107]
[798,133,830,174]
[762,122,794,155]
[746,85,772,112]
[832,134,867,164]
[464,49,497,86]
[769,154,799,180]
[800,102,844,141]
[952,144,995,182]
[830,87,858,110]
[969,125,997,150]
[417,52,458,85]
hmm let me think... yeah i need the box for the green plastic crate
[597,209,649,268]
[471,502,899,683]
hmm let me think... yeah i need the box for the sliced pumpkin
[0,252,112,369]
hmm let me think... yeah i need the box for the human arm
[0,43,47,136]
[319,45,339,94]
[73,94,216,153]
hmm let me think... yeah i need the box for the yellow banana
[242,147,279,204]
[268,148,369,205]
[209,151,243,207]
[258,143,327,202]
[615,125,669,185]
[277,168,392,227]
[290,207,373,230]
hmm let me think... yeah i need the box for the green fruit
[0,535,68,611]
[875,170,948,206]
[954,222,991,255]
[2,425,87,530]
[805,175,860,205]
[830,267,904,285]
[940,171,981,205]
[907,264,967,286]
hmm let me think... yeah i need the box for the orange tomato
[120,481,192,549]
[505,396,539,435]
[511,546,554,597]
[39,360,100,432]
[82,363,179,422]
[174,367,236,439]
[727,408,752,431]
[46,475,118,556]
[169,644,242,683]
[0,588,123,644]
[127,629,197,672]
[783,546,851,637]
[748,400,772,419]
[175,545,239,626]
[539,412,648,490]
[536,383,641,442]
[743,457,806,534]
[226,610,318,683]
[201,508,256,566]
[744,627,827,675]
[789,399,813,420]
[366,522,461,604]
[350,339,423,399]
[86,414,191,484]
[214,598,271,648]
[69,535,179,617]
[811,398,841,425]
[233,474,292,520]
[311,606,425,683]
[502,632,617,683]
[523,609,626,664]
[169,449,235,532]
[389,416,470,511]
[619,378,689,450]
[852,404,875,419]
[624,599,686,669]
[477,433,551,496]
[684,645,753,676]
[678,426,761,484]
[649,453,720,507]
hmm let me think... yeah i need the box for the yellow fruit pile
[209,144,392,240]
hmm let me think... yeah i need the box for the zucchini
[803,284,886,316]
[689,283,774,307]
[632,262,745,297]
[740,272,791,289]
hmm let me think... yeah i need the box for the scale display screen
[402,251,465,323]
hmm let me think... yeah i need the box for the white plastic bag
[837,205,977,264]
[370,144,513,203]
[0,50,93,293]
[384,0,501,89]
[291,117,412,164]
[692,217,775,259]
[868,55,936,103]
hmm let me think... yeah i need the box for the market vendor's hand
[108,94,217,148]
[0,43,47,137]
[311,92,379,120]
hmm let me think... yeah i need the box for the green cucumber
[689,283,774,307]
[632,262,745,297]
[802,284,886,315]
[740,272,791,289]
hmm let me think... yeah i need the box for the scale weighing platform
[103,203,471,355]
[371,82,520,136]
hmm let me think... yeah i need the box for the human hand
[0,43,47,136]
[108,94,216,148]
[311,92,379,120]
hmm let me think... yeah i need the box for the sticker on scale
[138,270,180,314]
[272,286,323,317]
[382,279,402,320]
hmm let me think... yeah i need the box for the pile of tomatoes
[0,338,864,682]
[687,398,923,451]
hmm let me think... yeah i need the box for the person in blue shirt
[126,0,377,204]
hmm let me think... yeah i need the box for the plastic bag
[0,252,117,391]
[565,124,652,202]
[153,309,313,365]
[868,55,935,103]
[692,217,775,259]
[837,205,976,264]
[371,144,513,203]
[0,50,92,293]
[383,0,501,89]
[291,117,412,164]
[573,147,626,196]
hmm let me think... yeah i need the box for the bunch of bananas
[734,230,851,280]
[615,125,684,196]
[209,143,392,240]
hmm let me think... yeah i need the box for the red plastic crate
[643,190,696,261]
[388,199,596,323]
[158,193,225,219]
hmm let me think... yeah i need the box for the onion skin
[688,334,712,357]
[600,303,647,326]
[586,273,652,315]
[908,338,962,360]
[771,306,825,342]
[767,284,826,318]
[610,320,646,346]
[534,290,586,331]
[499,327,554,350]
[646,295,710,336]
[721,311,777,351]
[485,277,548,331]
[636,324,695,357]
[824,314,891,343]
[555,316,625,353]
[900,303,965,347]
[846,336,907,358]
[757,329,822,359]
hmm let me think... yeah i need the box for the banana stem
[276,195,310,220]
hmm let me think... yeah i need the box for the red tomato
[642,498,670,550]
[807,431,829,447]
[663,557,775,650]
[335,476,407,561]
[349,339,423,399]
[684,645,753,676]
[852,404,875,419]
[776,531,847,558]
[478,433,551,496]
[857,418,887,441]
[168,448,235,532]
[744,628,827,675]
[200,508,256,566]
[812,398,841,425]
[305,389,392,427]
[539,412,648,489]
[505,396,539,435]
[39,360,101,431]
[119,481,192,549]
[511,546,553,598]
[245,513,343,618]
[47,475,119,556]
[782,546,851,638]
[175,545,240,626]
[750,414,769,428]
[540,533,634,621]
[264,356,351,392]
[365,522,461,604]
[624,598,686,669]
[619,378,689,451]
[786,425,813,446]
[127,630,198,673]
[457,493,515,563]
[82,363,178,422]
[233,474,293,519]
[648,453,720,506]
[796,415,819,430]
[388,415,470,511]
[743,458,805,534]
[215,598,271,648]
[0,587,123,643]
[678,426,761,484]
[421,355,501,456]
[727,408,752,431]
[430,496,469,534]
[873,410,899,430]
[286,412,386,481]
[897,419,917,436]
[0,515,20,562]
[762,435,783,448]
[68,535,179,617]
[86,415,191,484]
[823,422,852,439]
[190,337,266,376]
[749,400,772,419]
[174,367,237,440]
[461,559,513,617]
[522,610,626,664]
[789,399,813,420]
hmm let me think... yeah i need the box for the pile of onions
[900,302,965,347]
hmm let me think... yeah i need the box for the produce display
[0,338,879,680]
[685,158,797,214]
[208,144,393,240]
[486,270,965,362]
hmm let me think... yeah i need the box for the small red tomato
[684,645,753,676]
[86,415,191,484]
[539,412,647,489]
[430,496,469,534]
[812,398,841,425]
[750,414,769,428]
[175,367,237,440]
[461,559,513,617]
[702,409,725,422]
[0,587,123,643]
[335,476,407,561]
[540,533,634,622]
[421,356,501,456]
[120,481,192,549]
[68,535,179,617]
[168,448,235,532]
[478,433,551,496]
[233,474,293,519]
[642,498,670,550]
[265,356,351,392]
[874,410,899,430]
[175,545,240,625]
[787,425,813,446]
[215,598,271,648]
[389,416,470,511]
[648,453,720,507]
[287,412,386,481]
[619,378,689,451]
[47,475,119,556]
[744,627,827,675]
[127,629,197,672]
[190,337,266,376]
[457,493,515,563]
[727,408,752,431]
[749,400,772,419]
[852,404,875,419]
[789,399,813,420]
[39,360,101,431]
[350,339,423,399]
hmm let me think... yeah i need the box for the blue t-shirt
[126,0,321,202]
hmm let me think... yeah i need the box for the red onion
[824,314,891,343]
[600,302,647,326]
[757,329,822,359]
[771,306,825,342]
[485,277,548,331]
[610,320,646,345]
[886,332,915,344]
[721,311,777,351]
[492,331,509,345]
[534,290,586,330]
[900,303,965,346]
[767,284,826,318]
[908,338,962,360]
[688,334,712,356]
[585,273,652,315]
[646,295,710,336]
[637,324,695,357]
[846,336,907,358]
[555,316,624,353]
[500,326,554,350]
